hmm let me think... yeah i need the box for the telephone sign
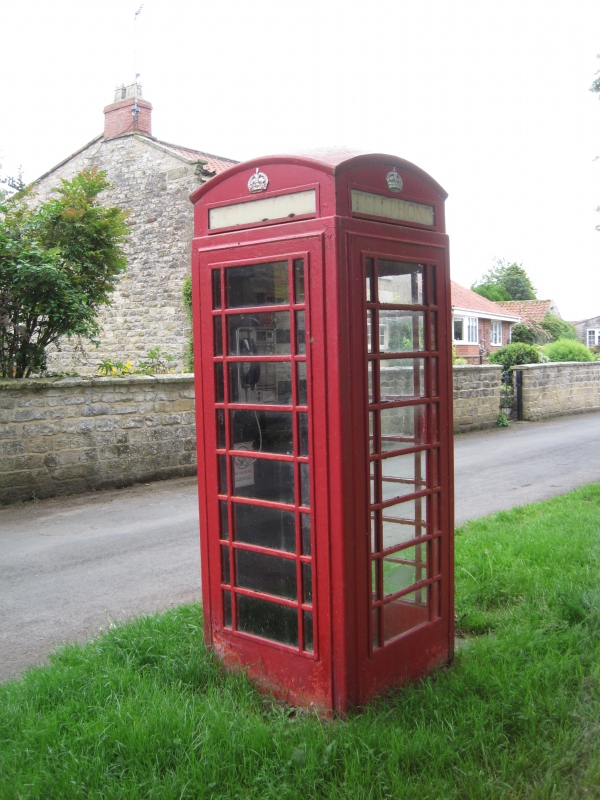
[190,151,454,713]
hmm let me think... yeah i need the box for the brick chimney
[103,83,153,140]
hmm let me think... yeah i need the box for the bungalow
[451,281,520,364]
[571,315,600,348]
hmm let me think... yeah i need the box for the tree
[0,168,129,378]
[472,258,536,301]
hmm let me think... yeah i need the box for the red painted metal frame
[191,152,454,713]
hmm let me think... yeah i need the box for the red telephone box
[190,151,454,713]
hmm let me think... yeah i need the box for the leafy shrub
[510,323,547,345]
[182,275,194,373]
[542,338,594,362]
[488,342,541,371]
[540,314,577,342]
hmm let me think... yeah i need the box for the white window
[491,321,502,346]
[587,329,600,347]
[453,316,478,343]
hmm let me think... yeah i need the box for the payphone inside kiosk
[190,151,454,712]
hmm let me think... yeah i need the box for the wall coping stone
[0,374,195,392]
[512,362,600,371]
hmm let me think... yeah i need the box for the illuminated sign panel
[351,190,435,226]
[209,190,316,230]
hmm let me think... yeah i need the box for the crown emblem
[248,168,269,193]
[386,167,403,193]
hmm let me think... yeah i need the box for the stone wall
[452,364,503,432]
[518,362,600,420]
[33,135,210,374]
[1,366,505,503]
[0,375,196,504]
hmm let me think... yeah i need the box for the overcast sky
[1,0,599,320]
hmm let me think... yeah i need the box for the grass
[2,485,600,799]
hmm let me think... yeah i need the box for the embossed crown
[248,168,269,193]
[386,167,403,193]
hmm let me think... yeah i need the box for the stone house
[451,281,520,363]
[571,316,600,347]
[33,83,237,374]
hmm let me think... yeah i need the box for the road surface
[2,411,599,682]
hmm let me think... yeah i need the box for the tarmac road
[2,411,600,683]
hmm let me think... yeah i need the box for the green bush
[182,275,194,373]
[509,323,546,345]
[488,342,541,371]
[540,313,577,342]
[542,338,594,362]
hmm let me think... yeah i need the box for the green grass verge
[2,485,600,799]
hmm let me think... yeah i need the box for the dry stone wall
[0,375,196,504]
[452,365,503,433]
[33,135,206,374]
[518,362,600,420]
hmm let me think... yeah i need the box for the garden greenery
[182,274,194,372]
[542,338,594,363]
[0,169,129,378]
[488,342,541,371]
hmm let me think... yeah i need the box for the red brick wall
[103,98,153,139]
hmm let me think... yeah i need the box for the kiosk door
[196,236,332,705]
[351,236,453,697]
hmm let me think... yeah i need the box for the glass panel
[219,500,229,540]
[381,451,426,501]
[382,498,427,549]
[235,549,297,599]
[431,357,438,397]
[370,460,378,504]
[302,562,312,604]
[227,312,290,355]
[365,258,374,302]
[218,454,227,494]
[297,362,307,405]
[303,611,314,653]
[233,503,296,552]
[380,404,427,451]
[225,261,289,308]
[228,362,292,405]
[301,513,311,555]
[237,595,298,647]
[300,463,310,507]
[430,447,440,488]
[383,590,428,642]
[298,413,309,456]
[215,362,224,403]
[431,312,438,351]
[213,316,223,356]
[369,411,376,454]
[370,511,379,553]
[431,403,439,442]
[377,261,424,305]
[221,545,230,584]
[230,409,293,454]
[367,360,375,403]
[379,310,424,352]
[429,265,437,306]
[383,545,426,596]
[453,318,463,341]
[372,607,380,649]
[212,270,221,310]
[296,311,306,355]
[432,580,441,619]
[379,358,424,400]
[223,590,232,627]
[366,309,374,353]
[294,259,305,304]
[372,559,379,597]
[232,456,295,504]
[430,491,440,532]
[216,409,226,449]
[432,536,441,576]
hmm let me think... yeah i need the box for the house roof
[494,300,556,325]
[150,138,238,175]
[451,281,520,322]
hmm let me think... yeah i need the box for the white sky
[1,0,599,320]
